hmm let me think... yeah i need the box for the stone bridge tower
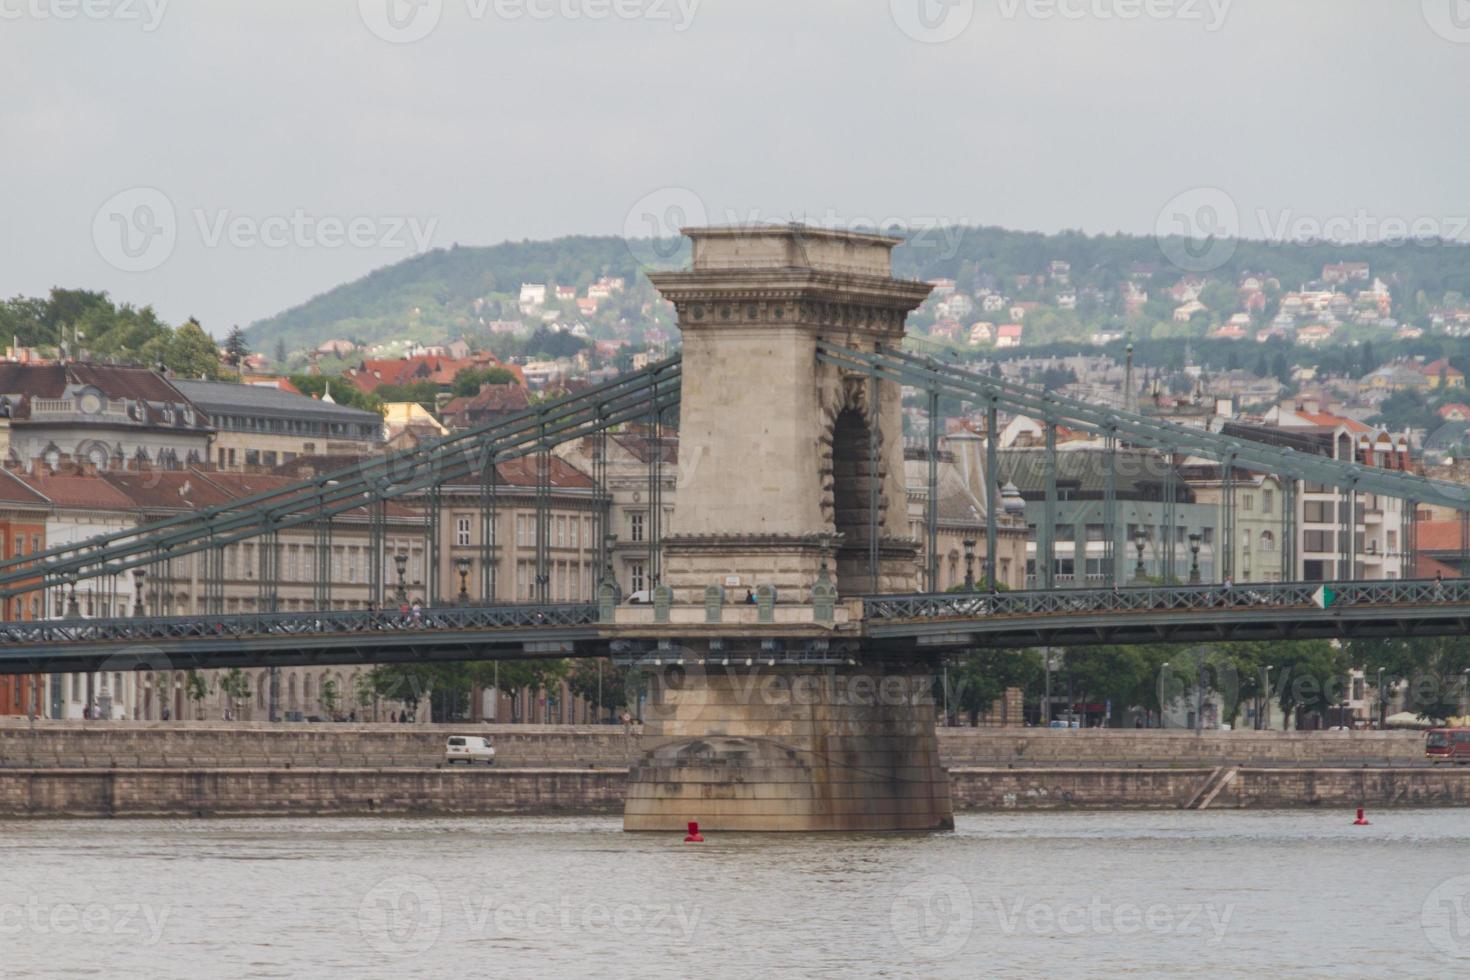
[621,226,952,833]
[647,224,933,601]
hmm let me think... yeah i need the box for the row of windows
[512,514,597,549]
[513,560,596,602]
[211,414,377,440]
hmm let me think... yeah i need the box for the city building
[1226,399,1411,580]
[903,431,1029,592]
[0,363,212,471]
[170,379,383,470]
[557,427,676,599]
[998,446,1220,587]
[0,472,48,717]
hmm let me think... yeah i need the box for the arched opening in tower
[831,408,880,594]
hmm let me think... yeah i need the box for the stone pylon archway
[649,224,930,604]
[622,225,953,833]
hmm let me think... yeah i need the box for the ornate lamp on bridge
[962,538,976,591]
[131,568,146,618]
[601,533,618,591]
[456,556,472,606]
[1132,528,1149,585]
[64,577,81,620]
[1188,532,1202,585]
[393,553,408,605]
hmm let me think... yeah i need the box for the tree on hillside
[273,337,288,366]
[452,366,518,397]
[1370,390,1436,433]
[1199,281,1238,317]
[223,326,250,369]
[373,379,441,410]
[156,318,230,380]
[1358,341,1376,378]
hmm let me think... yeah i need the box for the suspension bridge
[5,223,1468,830]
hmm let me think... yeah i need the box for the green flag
[1312,585,1337,609]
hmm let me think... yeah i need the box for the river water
[2,810,1467,978]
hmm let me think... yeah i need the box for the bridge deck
[2,579,1468,673]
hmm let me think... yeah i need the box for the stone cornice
[647,268,932,308]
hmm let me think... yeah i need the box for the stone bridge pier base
[623,658,954,832]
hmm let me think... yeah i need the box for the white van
[445,735,496,765]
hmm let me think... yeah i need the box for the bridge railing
[0,603,601,646]
[862,578,1463,621]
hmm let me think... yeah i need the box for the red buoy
[1353,807,1370,826]
[684,820,704,842]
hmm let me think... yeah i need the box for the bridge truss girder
[0,358,682,603]
[817,343,1470,511]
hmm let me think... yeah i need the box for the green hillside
[244,227,1470,355]
[244,236,684,355]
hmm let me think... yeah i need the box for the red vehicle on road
[1425,728,1470,763]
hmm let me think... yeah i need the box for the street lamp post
[602,533,618,591]
[1377,667,1386,729]
[456,557,471,606]
[1133,528,1148,584]
[1196,657,1204,735]
[1160,661,1170,729]
[393,553,409,605]
[1041,649,1051,727]
[1262,665,1274,731]
[1188,532,1202,585]
[962,538,976,591]
[132,568,146,617]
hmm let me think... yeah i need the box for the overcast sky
[4,0,1468,333]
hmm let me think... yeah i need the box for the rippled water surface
[3,810,1469,978]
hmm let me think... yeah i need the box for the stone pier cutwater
[623,650,953,832]
[616,223,952,831]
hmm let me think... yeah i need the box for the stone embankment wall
[0,721,642,769]
[2,765,1467,818]
[0,768,625,818]
[947,767,1470,810]
[936,729,1425,768]
[0,722,1455,818]
[0,721,1427,770]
